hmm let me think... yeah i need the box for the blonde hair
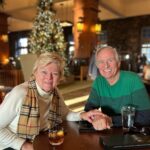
[32,52,65,79]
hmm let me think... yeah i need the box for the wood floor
[59,80,92,112]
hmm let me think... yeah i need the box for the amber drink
[49,127,64,146]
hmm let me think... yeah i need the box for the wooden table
[33,121,150,150]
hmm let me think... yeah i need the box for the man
[85,46,150,130]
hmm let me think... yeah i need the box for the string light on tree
[28,0,69,75]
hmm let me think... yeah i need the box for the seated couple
[1,46,150,150]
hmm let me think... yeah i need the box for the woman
[0,52,103,150]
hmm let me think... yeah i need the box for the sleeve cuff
[12,138,26,150]
[66,111,82,121]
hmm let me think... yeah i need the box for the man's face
[96,48,120,82]
[34,63,60,92]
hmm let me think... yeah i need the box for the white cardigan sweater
[0,82,81,150]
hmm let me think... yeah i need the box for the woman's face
[34,63,60,92]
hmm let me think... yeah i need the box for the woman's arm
[0,84,27,149]
[57,88,104,122]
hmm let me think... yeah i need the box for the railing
[0,69,24,104]
[0,69,24,87]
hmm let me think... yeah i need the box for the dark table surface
[33,121,150,150]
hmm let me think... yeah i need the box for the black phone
[78,121,95,132]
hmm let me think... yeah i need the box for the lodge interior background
[1,0,150,105]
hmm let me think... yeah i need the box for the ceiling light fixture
[60,1,72,27]
[60,21,72,27]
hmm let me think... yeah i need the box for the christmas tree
[28,0,69,75]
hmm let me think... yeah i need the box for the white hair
[95,45,120,62]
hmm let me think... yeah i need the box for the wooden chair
[75,65,88,81]
[20,54,37,81]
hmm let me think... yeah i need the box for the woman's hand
[80,109,104,123]
[21,141,34,150]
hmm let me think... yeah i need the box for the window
[97,31,107,47]
[68,41,75,60]
[141,43,150,63]
[15,37,28,57]
[141,27,150,64]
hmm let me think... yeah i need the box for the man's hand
[80,109,104,123]
[91,114,112,130]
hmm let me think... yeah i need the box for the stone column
[73,0,99,59]
[0,13,9,65]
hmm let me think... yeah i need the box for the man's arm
[132,77,150,126]
[84,102,99,111]
[135,109,150,126]
[84,87,100,111]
